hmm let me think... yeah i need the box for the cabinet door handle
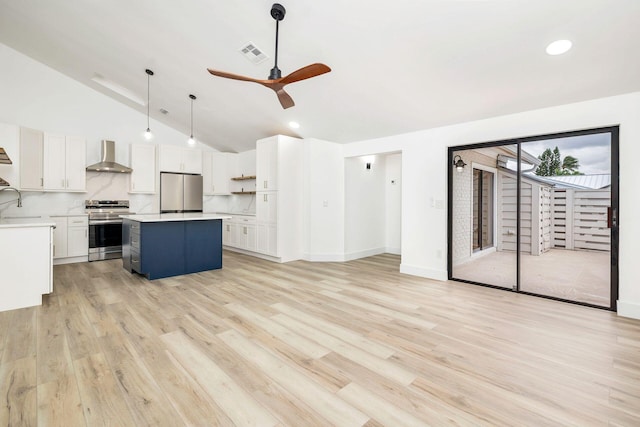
[61,179,65,187]
[212,185,215,192]
[66,179,69,188]
[264,194,268,202]
[264,180,267,189]
[40,178,43,187]
[85,229,87,238]
[243,226,247,234]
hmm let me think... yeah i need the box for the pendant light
[187,94,196,146]
[144,69,154,140]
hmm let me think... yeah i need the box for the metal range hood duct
[86,140,132,173]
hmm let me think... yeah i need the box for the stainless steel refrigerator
[160,172,203,213]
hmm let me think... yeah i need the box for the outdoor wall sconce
[453,155,467,173]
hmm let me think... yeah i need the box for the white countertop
[213,211,256,217]
[0,221,56,229]
[120,213,231,223]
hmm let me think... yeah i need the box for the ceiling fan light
[546,39,572,55]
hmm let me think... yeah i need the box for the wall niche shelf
[231,191,256,195]
[231,175,256,181]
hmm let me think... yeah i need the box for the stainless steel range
[85,200,131,261]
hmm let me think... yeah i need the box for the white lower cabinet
[222,215,257,252]
[256,223,277,256]
[67,217,89,257]
[51,217,68,259]
[52,216,88,260]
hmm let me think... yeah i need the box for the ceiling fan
[207,3,331,109]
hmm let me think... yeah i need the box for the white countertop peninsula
[0,221,55,312]
[120,213,231,222]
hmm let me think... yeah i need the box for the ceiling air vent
[159,108,169,115]
[239,42,268,65]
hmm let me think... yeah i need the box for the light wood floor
[2,252,639,426]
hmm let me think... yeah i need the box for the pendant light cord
[147,72,150,129]
[190,97,194,137]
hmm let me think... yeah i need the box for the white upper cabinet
[203,151,233,195]
[43,133,86,191]
[19,127,44,190]
[159,145,202,174]
[130,144,156,193]
[256,137,278,191]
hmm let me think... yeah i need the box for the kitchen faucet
[0,187,22,207]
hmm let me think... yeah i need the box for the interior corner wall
[302,138,345,261]
[385,153,402,254]
[343,91,640,319]
[344,155,386,260]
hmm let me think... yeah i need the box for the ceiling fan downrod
[268,3,286,80]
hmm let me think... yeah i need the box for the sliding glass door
[448,127,618,310]
[450,145,517,290]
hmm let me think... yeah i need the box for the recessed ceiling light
[546,39,572,56]
[289,121,300,129]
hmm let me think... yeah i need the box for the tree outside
[534,146,582,176]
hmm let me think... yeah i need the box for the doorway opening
[447,126,619,310]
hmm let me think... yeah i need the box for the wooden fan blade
[275,88,295,109]
[207,68,265,84]
[280,63,331,85]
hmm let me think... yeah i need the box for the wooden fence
[551,189,610,252]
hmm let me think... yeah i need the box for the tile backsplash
[0,173,251,218]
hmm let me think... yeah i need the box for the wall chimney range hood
[86,140,132,173]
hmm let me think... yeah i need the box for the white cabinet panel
[159,145,202,174]
[67,226,88,257]
[256,138,277,191]
[257,223,277,256]
[130,144,156,193]
[257,192,277,224]
[51,217,67,259]
[182,149,202,174]
[19,127,44,190]
[43,134,67,190]
[67,216,88,257]
[65,136,86,191]
[43,133,86,191]
[52,216,88,259]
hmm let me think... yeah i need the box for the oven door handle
[89,219,123,225]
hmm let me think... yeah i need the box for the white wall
[0,42,219,216]
[344,154,386,260]
[302,138,345,261]
[343,91,640,319]
[385,153,402,254]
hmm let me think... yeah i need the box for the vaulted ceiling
[1,0,639,152]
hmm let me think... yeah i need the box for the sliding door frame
[447,125,619,311]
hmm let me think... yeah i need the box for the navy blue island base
[123,218,223,280]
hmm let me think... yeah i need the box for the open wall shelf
[231,175,256,181]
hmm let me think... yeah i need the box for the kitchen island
[0,221,55,312]
[121,213,230,280]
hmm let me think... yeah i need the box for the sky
[521,132,611,175]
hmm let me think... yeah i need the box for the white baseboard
[617,300,640,320]
[53,255,89,265]
[303,253,345,262]
[400,263,448,281]
[223,246,285,263]
[385,247,401,255]
[344,247,385,262]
